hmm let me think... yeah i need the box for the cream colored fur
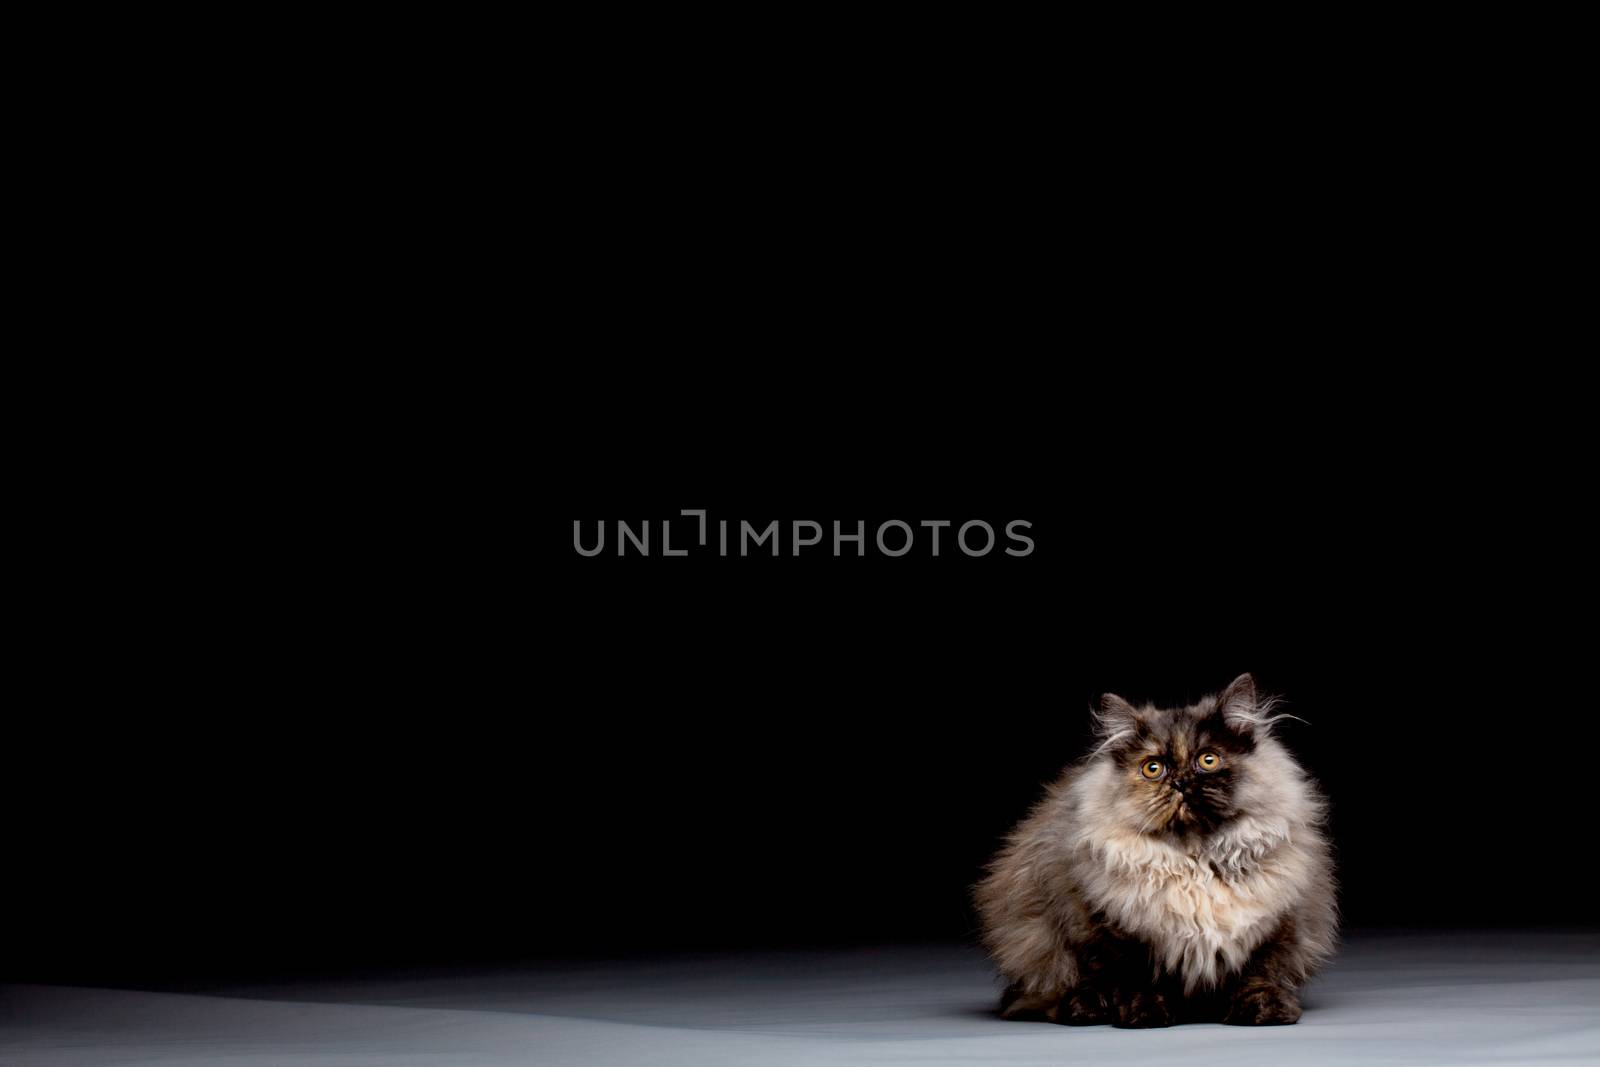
[976,697,1336,1004]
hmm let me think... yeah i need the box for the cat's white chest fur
[1075,817,1308,990]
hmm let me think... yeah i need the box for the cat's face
[1094,673,1281,838]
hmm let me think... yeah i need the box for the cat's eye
[1197,751,1222,772]
[1140,759,1166,780]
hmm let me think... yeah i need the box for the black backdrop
[5,17,1587,992]
[9,442,1591,985]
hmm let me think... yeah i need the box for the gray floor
[3,932,1598,1065]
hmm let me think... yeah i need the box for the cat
[974,673,1336,1027]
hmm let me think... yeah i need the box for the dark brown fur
[977,674,1338,1027]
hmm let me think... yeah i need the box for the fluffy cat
[975,673,1336,1027]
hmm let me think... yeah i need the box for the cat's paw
[1112,989,1173,1028]
[1056,987,1109,1026]
[999,986,1061,1022]
[1222,983,1302,1026]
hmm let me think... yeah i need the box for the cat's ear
[1217,672,1301,735]
[1094,692,1140,738]
[1219,673,1258,728]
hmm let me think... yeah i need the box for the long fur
[975,674,1337,1025]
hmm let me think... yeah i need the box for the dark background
[4,41,1585,983]
[4,1,1589,1000]
[8,440,1591,985]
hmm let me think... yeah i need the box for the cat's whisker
[977,672,1335,1024]
[1090,728,1134,758]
